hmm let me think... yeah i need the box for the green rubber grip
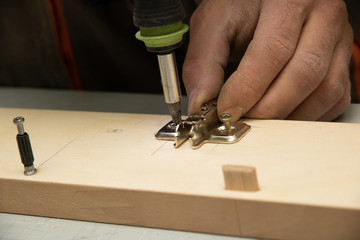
[135,21,189,48]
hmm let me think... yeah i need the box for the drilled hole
[201,107,208,111]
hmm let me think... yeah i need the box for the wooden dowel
[222,165,260,192]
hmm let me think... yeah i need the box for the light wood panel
[0,108,360,240]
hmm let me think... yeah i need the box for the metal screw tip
[13,116,25,125]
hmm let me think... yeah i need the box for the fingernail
[221,106,245,122]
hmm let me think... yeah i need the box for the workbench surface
[0,87,359,240]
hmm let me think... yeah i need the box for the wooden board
[0,108,360,240]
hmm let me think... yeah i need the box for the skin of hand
[182,0,354,121]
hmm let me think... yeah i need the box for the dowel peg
[222,165,259,192]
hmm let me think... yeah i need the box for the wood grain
[0,108,360,240]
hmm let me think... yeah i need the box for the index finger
[182,1,232,115]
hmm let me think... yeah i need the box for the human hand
[183,0,354,121]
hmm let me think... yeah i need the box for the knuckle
[346,24,354,41]
[329,0,347,15]
[282,0,308,16]
[320,80,346,105]
[189,9,203,28]
[292,51,327,92]
[339,25,354,60]
[299,51,326,75]
[262,33,296,67]
[317,68,350,107]
[316,0,348,24]
[318,93,350,121]
[190,0,230,27]
[343,24,354,45]
[189,1,211,28]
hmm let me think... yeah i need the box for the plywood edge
[1,178,360,240]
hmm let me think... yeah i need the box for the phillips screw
[13,116,37,176]
[220,113,232,133]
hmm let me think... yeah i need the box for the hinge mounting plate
[155,100,251,149]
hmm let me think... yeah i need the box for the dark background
[0,0,358,96]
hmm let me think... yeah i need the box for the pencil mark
[151,142,167,156]
[107,129,123,133]
[211,144,218,151]
[38,136,80,168]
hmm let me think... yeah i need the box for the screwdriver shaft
[157,52,182,125]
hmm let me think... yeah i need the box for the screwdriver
[133,0,188,125]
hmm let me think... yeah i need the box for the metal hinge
[155,100,251,149]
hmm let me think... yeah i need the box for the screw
[220,113,232,133]
[13,116,25,135]
[13,116,37,176]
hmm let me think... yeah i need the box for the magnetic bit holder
[155,100,251,149]
[13,116,37,176]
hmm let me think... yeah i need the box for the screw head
[220,113,232,122]
[13,116,25,125]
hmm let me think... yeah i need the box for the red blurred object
[46,0,82,90]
